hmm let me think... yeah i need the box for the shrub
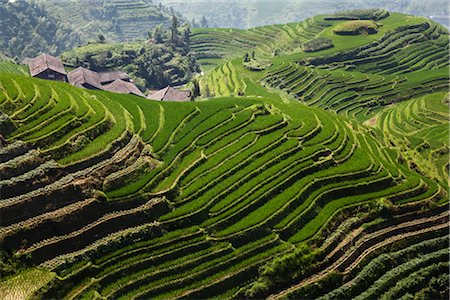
[333,20,380,35]
[303,38,334,52]
[244,59,273,71]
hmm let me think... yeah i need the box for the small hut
[147,86,190,102]
[68,67,103,90]
[28,54,67,82]
[103,79,145,97]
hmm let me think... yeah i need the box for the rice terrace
[0,1,449,299]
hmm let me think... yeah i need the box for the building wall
[82,83,102,90]
[35,70,67,82]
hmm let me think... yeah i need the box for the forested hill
[0,0,81,60]
[37,0,184,42]
[161,0,449,29]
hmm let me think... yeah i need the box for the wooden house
[28,54,67,82]
[147,86,191,102]
[68,67,103,90]
[103,79,145,97]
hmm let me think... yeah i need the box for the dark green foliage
[0,1,81,60]
[303,38,334,52]
[191,78,201,99]
[414,273,450,300]
[243,52,250,63]
[97,34,106,44]
[0,112,15,136]
[244,244,321,298]
[286,272,343,299]
[0,250,30,278]
[154,25,164,43]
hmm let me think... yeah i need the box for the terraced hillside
[190,16,325,70]
[0,62,28,76]
[38,0,175,42]
[1,9,449,300]
[196,12,449,189]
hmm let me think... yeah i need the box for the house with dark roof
[68,67,103,90]
[147,86,191,102]
[28,54,67,82]
[103,79,145,97]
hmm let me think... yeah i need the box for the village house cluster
[25,53,190,102]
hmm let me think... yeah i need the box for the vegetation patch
[244,59,272,71]
[333,20,380,35]
[303,38,334,52]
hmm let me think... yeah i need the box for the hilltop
[0,9,449,300]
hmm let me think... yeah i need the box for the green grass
[0,62,29,75]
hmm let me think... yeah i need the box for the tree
[183,26,191,46]
[147,30,152,40]
[154,24,163,43]
[191,18,199,28]
[243,52,250,62]
[191,78,200,100]
[204,84,211,98]
[97,34,106,44]
[171,15,179,45]
[200,16,208,28]
[251,51,256,60]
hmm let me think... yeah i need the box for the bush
[303,38,334,52]
[333,20,380,35]
[244,59,272,71]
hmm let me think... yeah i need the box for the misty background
[158,0,449,28]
